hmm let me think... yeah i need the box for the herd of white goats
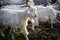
[0,2,60,40]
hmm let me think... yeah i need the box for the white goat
[0,0,26,5]
[0,5,36,40]
[31,5,60,30]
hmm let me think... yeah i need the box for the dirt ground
[0,21,60,40]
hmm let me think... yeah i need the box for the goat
[0,5,36,40]
[0,0,26,5]
[31,5,60,31]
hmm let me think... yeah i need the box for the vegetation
[0,21,60,40]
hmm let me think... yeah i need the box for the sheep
[0,5,36,40]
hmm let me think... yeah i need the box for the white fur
[0,5,36,40]
[31,5,58,30]
[0,0,26,5]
